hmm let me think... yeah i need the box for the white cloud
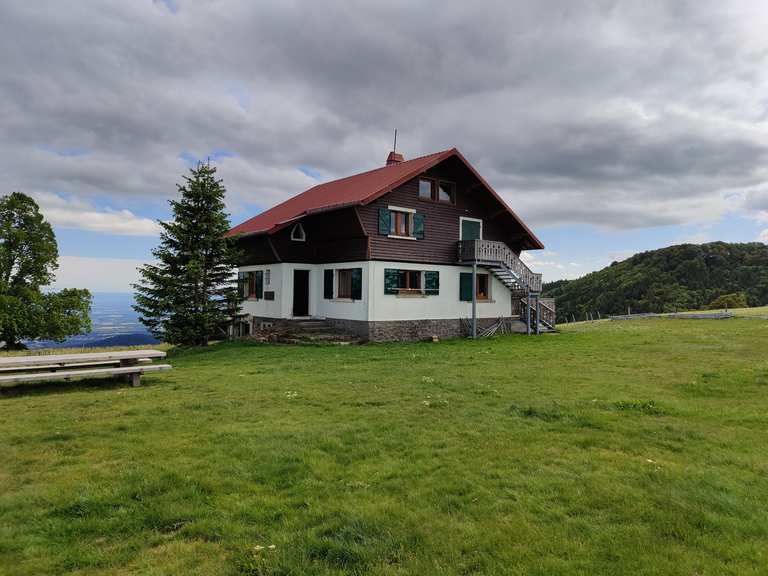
[0,0,767,236]
[52,256,148,292]
[32,192,160,236]
[759,229,768,244]
[521,250,595,282]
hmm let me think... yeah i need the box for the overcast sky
[2,0,768,291]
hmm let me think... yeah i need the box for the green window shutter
[413,213,425,239]
[424,271,439,295]
[324,269,334,299]
[378,208,391,235]
[459,272,473,301]
[238,272,247,298]
[351,268,362,300]
[255,270,264,299]
[384,268,399,295]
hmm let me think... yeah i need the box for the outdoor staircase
[458,239,556,333]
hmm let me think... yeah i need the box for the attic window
[291,223,306,242]
[418,177,455,204]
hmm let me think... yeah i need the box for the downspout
[472,263,477,339]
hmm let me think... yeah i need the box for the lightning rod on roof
[393,128,397,152]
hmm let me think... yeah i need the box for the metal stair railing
[520,297,557,329]
[458,240,542,293]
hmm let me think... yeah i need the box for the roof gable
[227,148,543,249]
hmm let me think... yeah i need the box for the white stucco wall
[313,262,369,321]
[368,261,513,321]
[239,262,369,320]
[240,260,514,322]
[239,263,284,318]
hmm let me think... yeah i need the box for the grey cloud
[1,0,767,231]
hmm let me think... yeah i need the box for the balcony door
[460,217,483,241]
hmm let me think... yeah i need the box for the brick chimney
[386,151,404,166]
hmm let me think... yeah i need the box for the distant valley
[26,292,158,349]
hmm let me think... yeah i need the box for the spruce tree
[133,163,240,345]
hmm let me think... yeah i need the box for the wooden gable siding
[237,234,280,266]
[357,156,528,265]
[237,206,367,265]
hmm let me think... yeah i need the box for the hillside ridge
[543,241,768,321]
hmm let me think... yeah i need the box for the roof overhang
[227,148,544,250]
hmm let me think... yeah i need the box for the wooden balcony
[457,239,542,293]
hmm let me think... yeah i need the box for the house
[227,148,554,341]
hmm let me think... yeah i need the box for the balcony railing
[457,239,542,293]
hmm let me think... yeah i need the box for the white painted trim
[459,216,483,240]
[290,223,306,242]
[387,234,417,240]
[388,205,416,214]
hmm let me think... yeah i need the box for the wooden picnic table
[0,349,171,387]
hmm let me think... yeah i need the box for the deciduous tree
[0,192,91,349]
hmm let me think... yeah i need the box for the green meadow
[2,318,767,575]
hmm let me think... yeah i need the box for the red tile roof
[227,147,543,249]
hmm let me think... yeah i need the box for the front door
[293,269,310,317]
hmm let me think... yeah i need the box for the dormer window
[290,223,306,242]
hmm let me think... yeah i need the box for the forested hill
[542,242,768,322]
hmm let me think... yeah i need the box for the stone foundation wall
[366,317,527,342]
[246,315,527,343]
[324,318,371,340]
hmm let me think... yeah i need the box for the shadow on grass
[0,376,155,399]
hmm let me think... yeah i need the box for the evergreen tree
[0,192,91,349]
[133,163,240,345]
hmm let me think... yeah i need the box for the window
[459,272,490,301]
[378,207,425,239]
[384,269,439,295]
[291,222,306,242]
[265,269,271,286]
[399,270,421,291]
[418,177,455,204]
[419,178,434,200]
[337,269,353,299]
[324,268,362,300]
[242,270,265,300]
[477,274,489,300]
[390,210,410,236]
[438,181,455,203]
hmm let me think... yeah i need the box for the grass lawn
[2,319,768,575]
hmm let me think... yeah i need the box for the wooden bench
[0,350,172,388]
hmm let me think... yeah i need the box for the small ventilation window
[291,223,306,242]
